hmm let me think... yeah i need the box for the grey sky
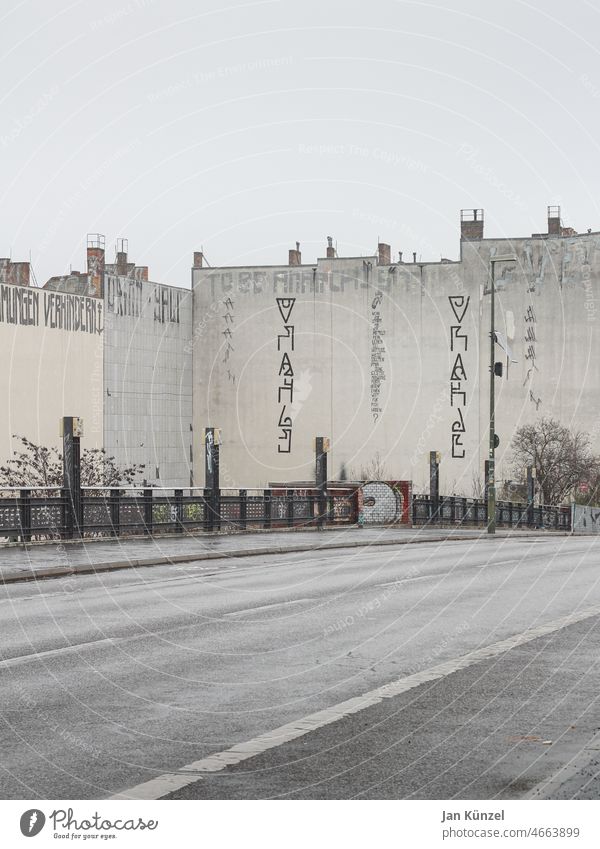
[1,0,598,288]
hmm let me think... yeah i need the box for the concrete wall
[467,236,600,495]
[192,257,478,491]
[0,283,104,464]
[192,230,600,494]
[103,274,193,487]
[572,504,600,533]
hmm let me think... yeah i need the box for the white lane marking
[476,558,519,568]
[110,603,600,800]
[225,598,314,616]
[0,638,116,669]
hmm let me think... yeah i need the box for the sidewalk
[0,525,568,585]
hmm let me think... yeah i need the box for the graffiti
[153,285,180,323]
[106,276,181,324]
[276,297,296,453]
[449,295,470,458]
[370,290,386,422]
[0,284,103,334]
[523,244,548,293]
[222,296,236,382]
[522,303,541,406]
[106,277,143,317]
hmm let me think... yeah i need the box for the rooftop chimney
[86,233,105,297]
[460,208,484,240]
[398,251,403,263]
[193,251,204,268]
[326,236,336,259]
[0,259,30,287]
[378,242,391,265]
[289,241,301,266]
[548,205,562,236]
[116,238,128,277]
[412,252,417,263]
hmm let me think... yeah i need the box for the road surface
[1,533,599,799]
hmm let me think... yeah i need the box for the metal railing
[0,485,359,542]
[412,494,571,531]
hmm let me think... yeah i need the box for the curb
[0,532,490,585]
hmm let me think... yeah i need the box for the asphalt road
[1,534,600,800]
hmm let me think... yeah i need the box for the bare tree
[507,417,599,505]
[470,468,484,499]
[0,436,145,488]
[351,451,388,482]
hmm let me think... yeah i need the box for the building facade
[1,207,598,496]
[0,239,192,487]
[192,208,600,493]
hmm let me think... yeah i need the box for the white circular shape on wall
[360,481,399,524]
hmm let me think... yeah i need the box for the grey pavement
[0,524,566,583]
[0,532,599,799]
[165,613,600,800]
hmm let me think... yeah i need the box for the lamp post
[487,254,517,534]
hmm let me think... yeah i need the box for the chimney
[548,205,562,236]
[86,233,105,297]
[460,208,484,240]
[326,236,336,259]
[289,241,301,266]
[398,251,403,263]
[193,251,204,268]
[412,252,417,263]
[116,237,128,277]
[378,242,391,265]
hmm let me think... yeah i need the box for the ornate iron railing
[412,494,571,531]
[0,485,359,542]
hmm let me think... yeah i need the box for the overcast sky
[1,0,598,287]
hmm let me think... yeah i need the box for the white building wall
[192,231,600,495]
[0,284,104,463]
[103,275,193,487]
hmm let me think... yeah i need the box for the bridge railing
[412,494,571,531]
[0,485,360,542]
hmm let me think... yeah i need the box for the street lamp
[487,254,517,534]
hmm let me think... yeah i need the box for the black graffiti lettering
[450,325,468,352]
[277,324,295,351]
[450,353,467,381]
[452,408,465,433]
[278,376,294,404]
[276,297,296,323]
[278,428,292,453]
[449,294,470,324]
[279,352,294,377]
[450,381,466,407]
[451,433,466,458]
